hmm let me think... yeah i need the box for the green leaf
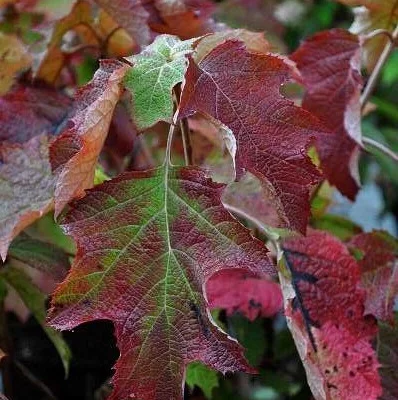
[0,266,71,375]
[186,362,219,399]
[124,34,196,130]
[311,213,362,240]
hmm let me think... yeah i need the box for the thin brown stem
[173,86,192,166]
[360,25,398,110]
[363,29,395,44]
[363,137,398,163]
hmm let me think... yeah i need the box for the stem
[165,120,177,165]
[363,29,395,44]
[360,24,398,110]
[173,86,192,166]
[363,137,398,163]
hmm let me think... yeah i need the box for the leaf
[311,214,362,241]
[291,29,363,199]
[0,265,71,375]
[348,231,398,323]
[338,0,398,71]
[7,233,70,281]
[206,269,282,321]
[0,84,72,144]
[378,314,398,400]
[124,34,196,130]
[186,361,219,399]
[179,40,323,233]
[0,135,55,261]
[50,59,128,216]
[0,32,31,95]
[281,231,381,400]
[49,165,274,400]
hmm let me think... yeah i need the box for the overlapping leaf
[291,29,363,199]
[49,164,274,400]
[50,60,128,216]
[349,231,398,323]
[0,135,55,261]
[338,0,398,71]
[124,34,196,130]
[0,85,71,144]
[179,40,324,233]
[281,231,381,400]
[207,269,282,320]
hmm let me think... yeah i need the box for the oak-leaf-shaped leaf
[179,40,324,233]
[349,230,398,323]
[124,34,196,131]
[291,29,363,199]
[48,164,274,400]
[281,231,381,400]
[50,59,128,216]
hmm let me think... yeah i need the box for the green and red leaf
[49,164,274,400]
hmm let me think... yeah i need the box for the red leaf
[49,165,274,399]
[50,60,128,216]
[349,231,398,323]
[206,269,282,320]
[281,231,381,400]
[291,29,363,199]
[179,40,323,233]
[0,85,71,144]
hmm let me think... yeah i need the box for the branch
[363,137,398,163]
[360,25,398,110]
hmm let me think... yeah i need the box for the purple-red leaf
[291,29,363,199]
[179,40,324,233]
[281,231,381,400]
[206,269,282,321]
[49,165,274,400]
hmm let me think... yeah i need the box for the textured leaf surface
[0,33,31,95]
[338,0,398,71]
[125,34,195,130]
[281,231,381,400]
[49,165,273,400]
[7,233,70,281]
[186,362,219,399]
[50,60,128,216]
[0,265,71,374]
[378,314,398,400]
[0,135,55,261]
[207,269,282,321]
[179,40,323,233]
[291,29,363,199]
[348,231,398,323]
[0,85,71,144]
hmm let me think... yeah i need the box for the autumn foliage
[0,0,397,400]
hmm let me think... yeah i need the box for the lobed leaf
[179,40,324,233]
[49,164,274,400]
[124,34,196,130]
[291,29,363,199]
